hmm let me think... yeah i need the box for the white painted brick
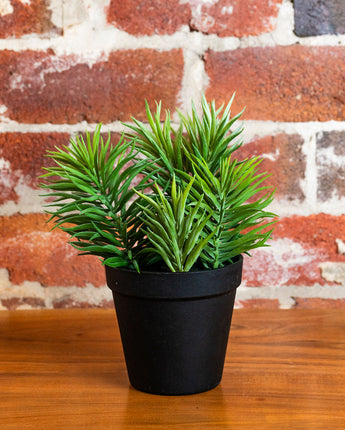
[0,0,13,17]
[320,262,345,284]
[336,239,345,255]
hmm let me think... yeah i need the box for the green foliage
[135,177,215,272]
[40,127,151,271]
[40,94,277,273]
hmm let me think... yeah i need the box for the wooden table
[0,309,344,429]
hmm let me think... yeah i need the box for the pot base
[130,377,222,396]
[113,289,237,396]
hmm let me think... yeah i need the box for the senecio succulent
[40,95,277,273]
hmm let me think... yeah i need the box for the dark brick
[294,0,345,37]
[205,46,345,122]
[316,131,345,201]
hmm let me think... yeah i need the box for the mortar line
[3,120,345,135]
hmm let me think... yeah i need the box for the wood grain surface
[0,309,344,429]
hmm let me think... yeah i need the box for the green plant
[40,95,276,272]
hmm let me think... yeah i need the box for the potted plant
[40,95,276,395]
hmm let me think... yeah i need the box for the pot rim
[105,255,243,300]
[108,255,242,276]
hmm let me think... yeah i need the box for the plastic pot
[105,255,243,395]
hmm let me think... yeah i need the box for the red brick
[0,49,183,123]
[294,298,345,309]
[53,298,114,309]
[189,0,283,37]
[274,214,345,258]
[107,0,190,35]
[106,0,282,37]
[242,214,345,287]
[236,299,280,309]
[236,134,305,202]
[205,46,345,122]
[0,213,105,287]
[0,132,69,205]
[0,0,60,38]
[1,297,45,310]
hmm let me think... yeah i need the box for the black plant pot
[105,255,243,395]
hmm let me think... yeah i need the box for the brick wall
[0,0,344,310]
